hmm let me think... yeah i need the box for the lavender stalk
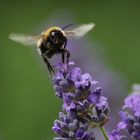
[99,127,109,140]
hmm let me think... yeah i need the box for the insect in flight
[9,23,95,74]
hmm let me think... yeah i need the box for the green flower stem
[99,126,109,140]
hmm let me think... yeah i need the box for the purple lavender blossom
[108,130,123,140]
[118,84,140,140]
[52,62,110,140]
[52,112,95,140]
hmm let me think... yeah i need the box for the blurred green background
[0,0,140,140]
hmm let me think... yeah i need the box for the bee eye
[51,31,55,36]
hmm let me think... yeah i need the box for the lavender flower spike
[52,62,110,140]
[118,84,140,140]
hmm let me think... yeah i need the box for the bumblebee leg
[62,49,70,67]
[66,50,70,66]
[62,50,65,63]
[63,39,67,49]
[61,39,67,63]
[41,55,55,74]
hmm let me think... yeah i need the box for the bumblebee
[9,23,95,74]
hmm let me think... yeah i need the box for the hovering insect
[9,23,95,74]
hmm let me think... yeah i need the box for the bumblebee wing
[64,23,95,39]
[9,33,41,47]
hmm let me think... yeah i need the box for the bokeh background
[0,0,140,140]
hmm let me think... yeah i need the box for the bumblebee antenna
[62,24,74,30]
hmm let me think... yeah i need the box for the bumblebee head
[42,27,66,44]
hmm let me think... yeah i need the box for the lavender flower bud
[108,130,123,140]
